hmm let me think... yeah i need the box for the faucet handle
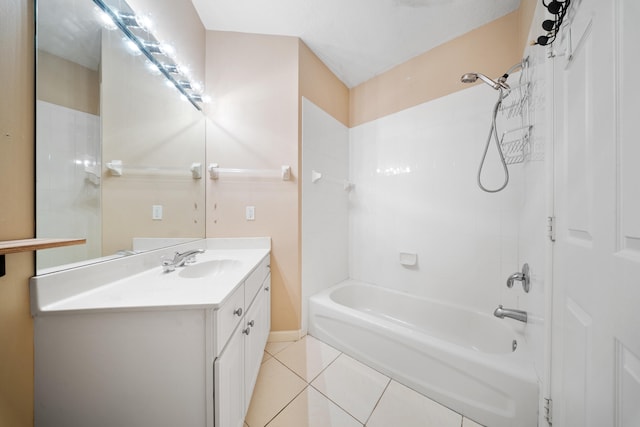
[162,258,176,272]
[506,263,530,292]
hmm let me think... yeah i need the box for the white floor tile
[274,335,341,382]
[265,341,295,356]
[463,417,485,427]
[311,354,389,424]
[266,386,362,427]
[366,380,462,427]
[245,358,307,427]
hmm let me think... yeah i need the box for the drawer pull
[242,327,251,335]
[247,320,255,327]
[233,307,243,317]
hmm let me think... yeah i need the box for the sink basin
[178,259,242,279]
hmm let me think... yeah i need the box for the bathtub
[308,280,538,427]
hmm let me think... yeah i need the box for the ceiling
[38,0,102,70]
[190,0,522,88]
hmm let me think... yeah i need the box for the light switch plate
[246,206,255,221]
[152,205,163,220]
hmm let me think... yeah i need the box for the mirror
[35,0,206,273]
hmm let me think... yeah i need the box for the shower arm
[498,58,529,86]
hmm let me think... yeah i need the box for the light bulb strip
[93,0,205,110]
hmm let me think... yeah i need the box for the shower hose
[477,89,509,193]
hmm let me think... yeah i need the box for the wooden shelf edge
[0,238,86,255]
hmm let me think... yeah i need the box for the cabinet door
[214,324,244,427]
[243,277,270,413]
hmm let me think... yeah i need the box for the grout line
[363,377,392,426]
[260,341,363,426]
[272,338,343,385]
[263,385,310,427]
[245,355,305,427]
[308,382,364,426]
[307,353,379,426]
[264,340,295,357]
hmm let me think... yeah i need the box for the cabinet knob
[265,286,270,291]
[233,307,243,317]
[247,320,255,327]
[242,327,251,335]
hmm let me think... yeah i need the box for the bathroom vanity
[30,238,271,427]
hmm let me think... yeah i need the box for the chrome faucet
[162,249,205,272]
[506,263,530,292]
[493,305,527,323]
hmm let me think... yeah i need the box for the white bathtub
[308,280,538,427]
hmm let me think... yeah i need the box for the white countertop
[31,238,270,315]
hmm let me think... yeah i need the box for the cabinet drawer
[212,284,245,357]
[244,255,270,308]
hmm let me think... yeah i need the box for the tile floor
[244,335,485,427]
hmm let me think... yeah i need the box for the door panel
[618,0,640,253]
[552,0,640,426]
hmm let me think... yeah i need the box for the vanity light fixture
[190,94,212,104]
[163,63,179,74]
[142,41,163,54]
[146,60,162,75]
[118,13,141,28]
[123,38,142,55]
[118,13,153,31]
[92,0,209,110]
[95,8,118,30]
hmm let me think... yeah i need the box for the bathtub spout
[493,305,527,323]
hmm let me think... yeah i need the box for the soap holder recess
[399,252,417,267]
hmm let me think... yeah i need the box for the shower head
[460,72,510,90]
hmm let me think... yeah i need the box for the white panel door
[552,0,640,426]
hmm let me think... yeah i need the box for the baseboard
[268,329,303,342]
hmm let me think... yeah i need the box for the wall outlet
[152,205,163,220]
[246,206,255,221]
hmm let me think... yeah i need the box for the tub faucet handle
[506,263,530,293]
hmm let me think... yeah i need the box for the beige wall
[0,0,35,425]
[518,0,538,51]
[299,41,350,127]
[36,50,100,115]
[100,28,206,255]
[349,7,536,127]
[205,31,301,332]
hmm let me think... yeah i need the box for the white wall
[36,100,102,270]
[301,98,350,334]
[348,83,525,313]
